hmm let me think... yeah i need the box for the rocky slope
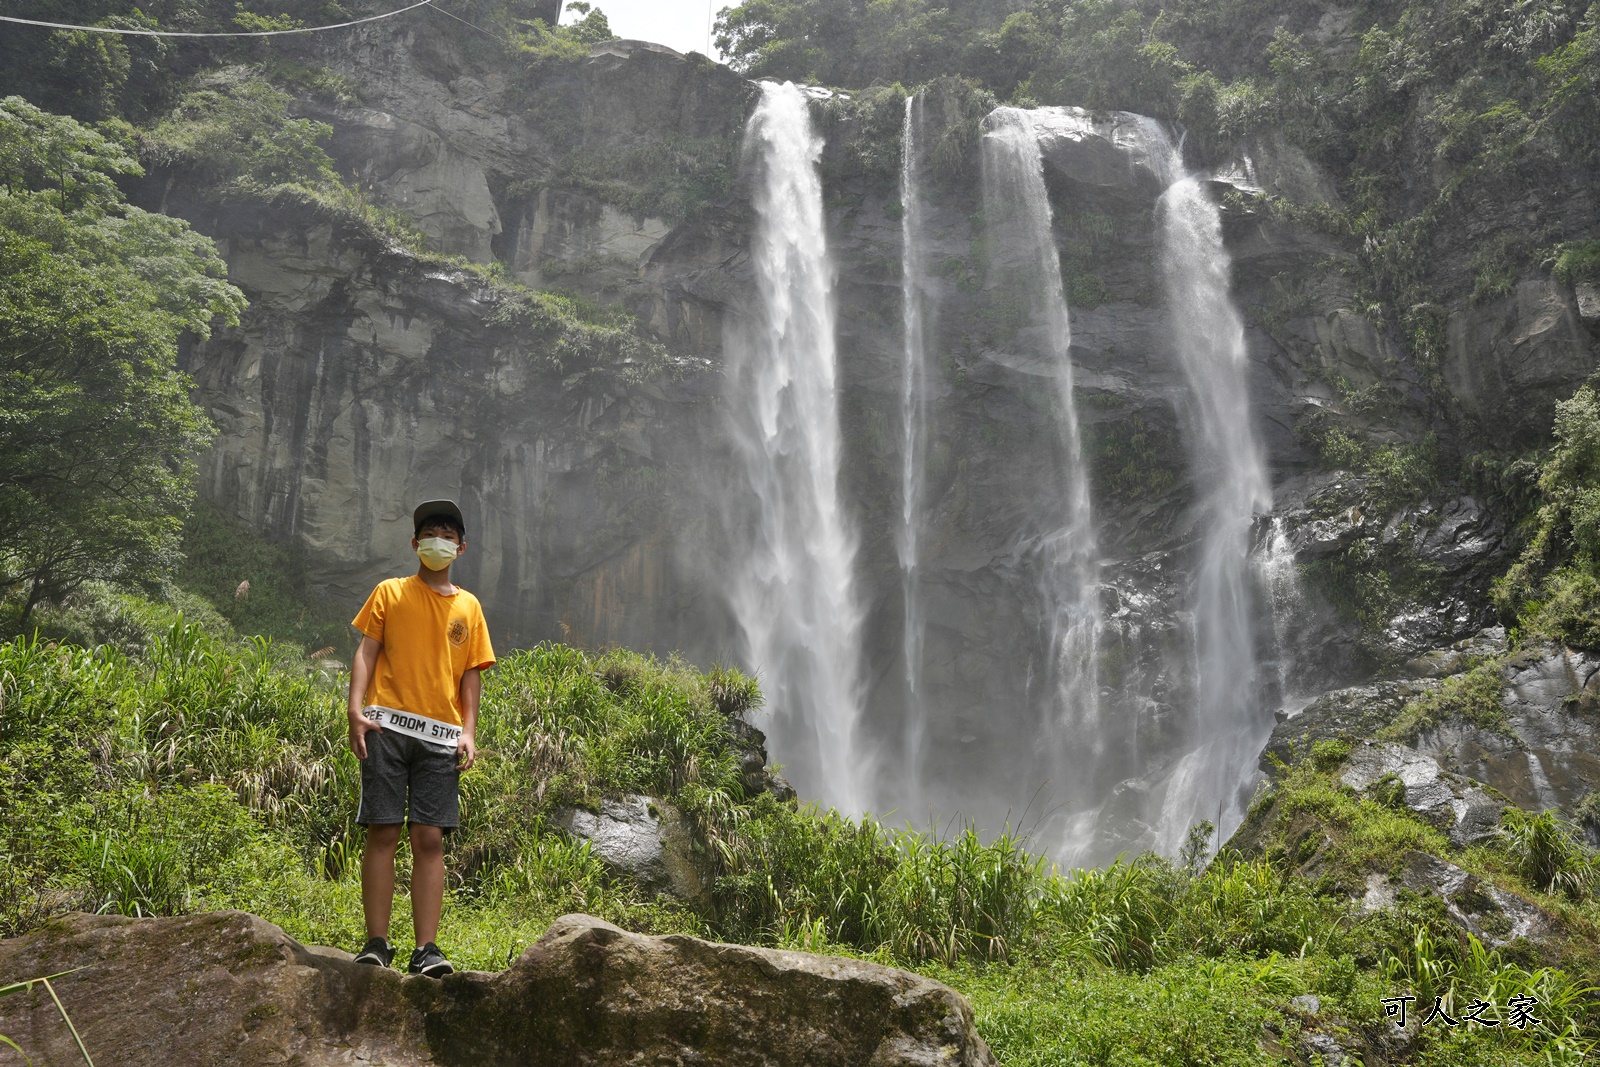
[0,910,992,1066]
[1264,637,1600,836]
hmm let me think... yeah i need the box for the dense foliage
[139,65,341,193]
[713,0,1599,657]
[0,98,244,622]
[1494,382,1600,647]
[170,500,355,654]
[715,0,1600,162]
[0,0,373,122]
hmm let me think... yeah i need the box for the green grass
[929,956,1317,1067]
[1251,762,1453,891]
[1,602,1595,1063]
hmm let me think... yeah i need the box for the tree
[139,67,338,194]
[561,2,618,45]
[0,96,246,623]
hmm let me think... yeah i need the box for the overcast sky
[562,0,728,58]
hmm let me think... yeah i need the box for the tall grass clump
[1382,924,1597,1060]
[1042,857,1172,969]
[710,811,1051,964]
[0,622,354,931]
[1498,808,1597,899]
[1169,856,1336,958]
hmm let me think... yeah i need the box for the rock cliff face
[168,37,755,653]
[0,911,993,1067]
[1413,645,1600,814]
[162,17,1598,853]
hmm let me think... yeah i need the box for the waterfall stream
[1147,129,1275,854]
[1260,517,1305,715]
[980,108,1103,844]
[723,81,869,815]
[719,94,1279,855]
[897,93,931,807]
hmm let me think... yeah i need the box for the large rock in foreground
[0,911,993,1067]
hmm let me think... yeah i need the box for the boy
[346,498,495,977]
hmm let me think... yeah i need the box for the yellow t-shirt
[352,576,496,727]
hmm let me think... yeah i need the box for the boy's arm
[347,635,383,759]
[457,667,482,771]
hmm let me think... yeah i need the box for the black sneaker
[353,936,396,967]
[408,942,454,978]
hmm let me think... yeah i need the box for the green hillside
[2,581,1596,1063]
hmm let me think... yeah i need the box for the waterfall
[980,108,1102,843]
[1147,129,1274,855]
[722,81,869,815]
[1259,517,1303,711]
[897,93,931,804]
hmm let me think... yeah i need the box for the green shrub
[1373,772,1409,809]
[1576,791,1600,832]
[1310,738,1353,770]
[1170,856,1335,958]
[705,666,762,717]
[1297,414,1440,516]
[711,806,1053,964]
[1551,240,1600,286]
[487,288,668,382]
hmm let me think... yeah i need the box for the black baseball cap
[412,499,465,536]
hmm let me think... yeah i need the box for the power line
[0,0,433,38]
[424,2,504,43]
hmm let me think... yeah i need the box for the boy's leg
[409,823,445,945]
[362,823,404,939]
[356,730,409,943]
[406,738,460,949]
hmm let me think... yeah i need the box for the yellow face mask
[416,537,459,571]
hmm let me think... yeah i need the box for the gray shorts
[357,730,460,829]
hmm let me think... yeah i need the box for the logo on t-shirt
[448,618,468,647]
